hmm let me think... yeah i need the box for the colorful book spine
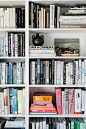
[10,88,13,114]
[52,59,54,85]
[65,89,68,114]
[66,64,68,84]
[14,64,17,84]
[5,64,8,84]
[12,88,15,114]
[14,89,17,114]
[1,92,4,114]
[82,62,84,85]
[43,61,46,84]
[7,62,11,84]
[0,93,1,114]
[22,62,24,84]
[37,59,40,84]
[23,88,25,114]
[1,37,4,56]
[40,61,43,84]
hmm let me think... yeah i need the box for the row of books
[0,33,25,57]
[29,59,54,85]
[60,6,86,28]
[0,62,25,84]
[29,92,57,114]
[29,117,86,129]
[29,3,60,28]
[0,88,25,115]
[0,8,25,28]
[55,88,86,114]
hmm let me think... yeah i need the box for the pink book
[68,89,75,114]
[55,89,62,114]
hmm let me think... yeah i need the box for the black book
[23,9,25,28]
[19,8,22,28]
[40,61,43,84]
[55,7,57,28]
[21,9,24,28]
[22,33,25,56]
[49,60,52,84]
[8,33,11,56]
[35,61,37,84]
[18,35,21,56]
[16,8,19,28]
[52,59,54,85]
[73,61,76,84]
[63,63,66,84]
[29,2,31,27]
[37,5,39,28]
[29,61,31,85]
[34,4,37,28]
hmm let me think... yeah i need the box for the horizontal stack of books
[55,88,86,114]
[0,61,25,84]
[0,8,25,28]
[29,59,54,85]
[60,6,86,28]
[29,92,57,114]
[0,33,25,57]
[4,118,25,129]
[29,117,86,129]
[0,88,25,115]
[29,2,60,28]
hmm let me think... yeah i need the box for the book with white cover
[57,61,61,85]
[3,33,6,57]
[75,61,78,85]
[62,91,65,114]
[41,7,43,28]
[0,93,1,114]
[50,5,55,28]
[1,8,4,28]
[82,61,85,85]
[70,62,73,85]
[78,59,82,85]
[43,9,45,28]
[68,63,71,85]
[10,8,13,28]
[57,7,60,28]
[4,10,6,28]
[31,61,35,85]
[1,63,6,84]
[6,32,8,56]
[0,9,1,28]
[7,8,10,28]
[66,64,68,84]
[13,8,16,28]
[54,61,57,85]
[43,118,46,129]
[7,88,10,114]
[1,92,4,114]
[61,61,64,85]
[4,89,8,114]
[81,90,85,114]
[84,60,86,84]
[15,34,18,57]
[11,33,13,57]
[85,90,86,114]
[75,89,81,114]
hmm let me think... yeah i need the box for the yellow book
[18,90,23,114]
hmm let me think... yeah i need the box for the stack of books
[55,88,86,114]
[4,118,25,129]
[60,6,86,28]
[0,33,25,57]
[29,92,57,114]
[29,117,86,129]
[0,8,25,28]
[0,61,25,84]
[29,3,60,28]
[0,88,25,114]
[29,59,54,85]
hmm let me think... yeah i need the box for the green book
[80,123,85,129]
[74,121,80,129]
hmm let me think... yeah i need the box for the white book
[0,9,1,28]
[70,62,73,85]
[62,91,65,114]
[4,10,6,28]
[82,61,85,85]
[57,6,60,28]
[31,61,35,85]
[11,33,13,57]
[84,60,86,85]
[81,90,85,113]
[1,63,6,84]
[68,63,71,85]
[23,88,25,114]
[66,64,68,84]
[37,5,39,28]
[85,90,86,114]
[41,7,43,28]
[15,34,18,57]
[61,61,64,85]
[1,92,4,114]
[3,33,6,57]
[7,8,10,28]
[10,8,13,28]
[50,5,55,28]
[43,9,45,28]
[75,89,81,114]
[32,122,35,129]
[4,89,8,114]
[54,61,57,85]
[0,93,1,114]
[75,61,78,85]
[13,8,16,28]
[43,118,46,129]
[57,61,61,85]
[1,8,4,28]
[6,32,8,56]
[78,59,82,85]
[40,121,43,129]
[7,88,10,114]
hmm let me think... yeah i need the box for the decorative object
[61,54,79,57]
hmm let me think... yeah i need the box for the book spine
[84,60,86,85]
[23,9,25,28]
[19,8,22,28]
[75,89,81,114]
[7,88,10,114]
[1,63,6,84]
[12,88,15,114]
[13,8,16,28]
[17,62,19,84]
[65,89,68,114]
[8,62,11,84]
[4,89,8,114]
[68,63,71,85]
[18,35,21,56]
[7,8,10,28]
[49,60,52,84]
[40,61,43,84]
[0,93,1,114]
[31,61,35,85]
[13,34,15,56]
[14,89,17,114]
[11,33,13,57]
[35,61,37,84]
[10,8,13,28]
[15,34,18,57]
[29,61,31,85]
[3,33,6,57]
[57,7,60,28]
[34,4,37,28]
[37,59,40,84]
[82,61,85,85]
[52,59,54,85]
[0,40,1,56]
[18,90,23,114]
[70,62,73,85]
[14,64,17,84]
[11,63,13,84]
[73,61,76,84]
[66,64,68,84]
[22,62,24,84]
[20,34,22,56]
[62,91,65,114]
[23,88,25,114]
[0,63,1,84]
[43,9,45,28]
[81,90,85,114]
[6,32,8,56]
[29,2,31,27]
[22,33,25,57]
[61,62,64,85]
[5,64,8,84]
[21,9,24,28]
[37,5,39,28]
[43,61,46,84]
[1,8,4,28]
[15,8,18,28]
[54,61,57,85]
[39,11,41,28]
[57,61,61,85]
[31,3,33,28]
[10,88,13,114]
[41,7,43,28]
[50,5,55,28]
[78,59,82,85]
[75,61,78,85]
[46,61,49,84]
[33,4,34,28]
[85,90,86,114]
[1,37,4,56]
[8,33,11,56]
[19,62,22,84]
[1,93,4,114]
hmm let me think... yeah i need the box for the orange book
[30,107,54,110]
[33,96,52,102]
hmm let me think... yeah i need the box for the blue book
[65,89,68,114]
[12,88,15,114]
[14,64,17,84]
[10,88,13,114]
[37,59,40,84]
[14,89,17,114]
[22,62,24,84]
[43,61,46,84]
[82,62,85,85]
[0,39,1,56]
[7,63,11,84]
[19,62,21,84]
[1,37,4,56]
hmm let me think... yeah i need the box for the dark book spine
[35,61,37,84]
[63,63,66,84]
[40,61,43,84]
[33,4,34,28]
[49,123,52,129]
[22,33,25,56]
[21,9,24,28]
[73,61,75,84]
[19,8,22,28]
[23,9,25,28]
[11,63,13,84]
[29,61,31,85]
[29,3,31,26]
[37,59,40,84]
[38,9,39,28]
[8,33,11,56]
[13,34,15,56]
[49,60,52,84]
[34,4,37,28]
[20,34,22,56]
[29,123,32,129]
[37,5,39,28]
[18,35,21,56]
[43,61,46,84]
[52,59,54,85]
[16,8,19,28]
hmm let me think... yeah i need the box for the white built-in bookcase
[1,0,86,128]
